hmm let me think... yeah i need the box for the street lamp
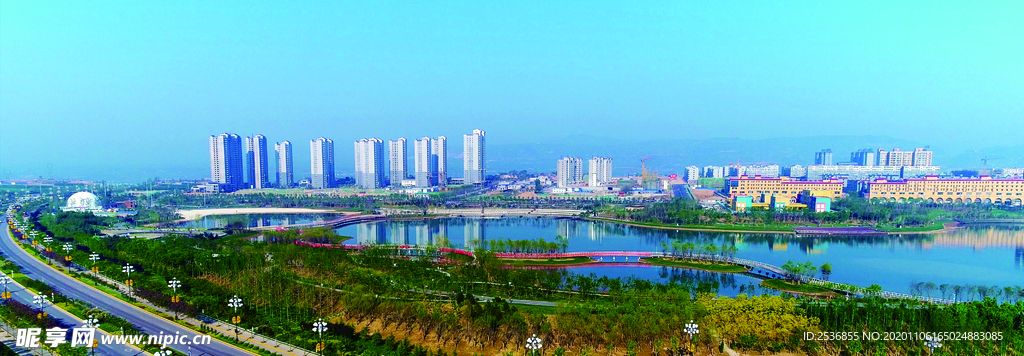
[525,334,542,356]
[684,320,699,354]
[43,237,52,252]
[33,294,48,319]
[0,275,11,300]
[168,278,182,319]
[122,264,135,296]
[62,244,74,272]
[228,295,243,341]
[312,318,328,355]
[925,335,943,354]
[89,253,100,274]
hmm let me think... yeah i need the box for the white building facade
[463,129,486,184]
[310,137,335,189]
[414,137,434,187]
[209,133,244,192]
[557,157,583,188]
[245,134,270,189]
[354,138,385,189]
[388,138,407,188]
[588,157,613,186]
[274,141,293,187]
[432,136,447,186]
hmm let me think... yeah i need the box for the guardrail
[199,314,317,355]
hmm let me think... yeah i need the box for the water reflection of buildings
[356,223,387,245]
[587,222,607,241]
[389,222,408,245]
[557,219,582,239]
[931,228,1024,249]
[465,220,484,248]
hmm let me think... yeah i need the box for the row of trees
[609,196,1024,229]
[909,282,1024,303]
[659,241,739,261]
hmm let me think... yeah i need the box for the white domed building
[64,191,103,212]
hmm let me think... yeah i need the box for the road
[0,266,147,356]
[1,222,256,356]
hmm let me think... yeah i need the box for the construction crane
[981,156,1002,168]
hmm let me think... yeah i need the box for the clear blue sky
[2,1,1022,181]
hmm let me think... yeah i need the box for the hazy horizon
[3,2,1022,182]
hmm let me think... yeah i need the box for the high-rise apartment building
[388,138,407,188]
[209,133,244,192]
[463,129,486,184]
[815,149,834,165]
[414,137,434,187]
[556,157,583,188]
[354,138,385,189]
[783,165,807,178]
[274,141,293,188]
[912,148,933,166]
[851,149,877,166]
[588,157,613,186]
[876,148,933,167]
[702,166,725,178]
[310,137,335,189]
[432,136,447,186]
[245,135,270,189]
[684,166,700,182]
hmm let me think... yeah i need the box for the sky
[1,1,1022,181]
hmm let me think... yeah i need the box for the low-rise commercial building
[728,176,844,203]
[865,176,1024,204]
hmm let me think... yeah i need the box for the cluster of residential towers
[207,129,485,192]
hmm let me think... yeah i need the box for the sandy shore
[176,208,350,220]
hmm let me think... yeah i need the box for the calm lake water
[335,218,1024,296]
[173,213,340,229]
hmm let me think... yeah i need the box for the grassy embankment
[500,256,593,266]
[641,257,749,273]
[762,279,833,295]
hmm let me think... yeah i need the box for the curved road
[1,222,257,356]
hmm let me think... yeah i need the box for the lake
[335,217,1024,297]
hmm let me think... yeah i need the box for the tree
[534,179,542,192]
[820,263,833,281]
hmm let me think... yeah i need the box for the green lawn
[641,257,749,273]
[875,220,955,232]
[762,279,832,294]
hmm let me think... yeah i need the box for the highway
[1,222,257,356]
[0,262,145,356]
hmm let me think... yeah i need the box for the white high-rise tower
[209,133,244,192]
[414,137,434,187]
[463,129,486,184]
[388,138,407,187]
[588,157,613,186]
[310,137,335,189]
[432,136,447,186]
[557,157,583,188]
[354,138,385,189]
[245,135,270,189]
[274,141,293,187]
